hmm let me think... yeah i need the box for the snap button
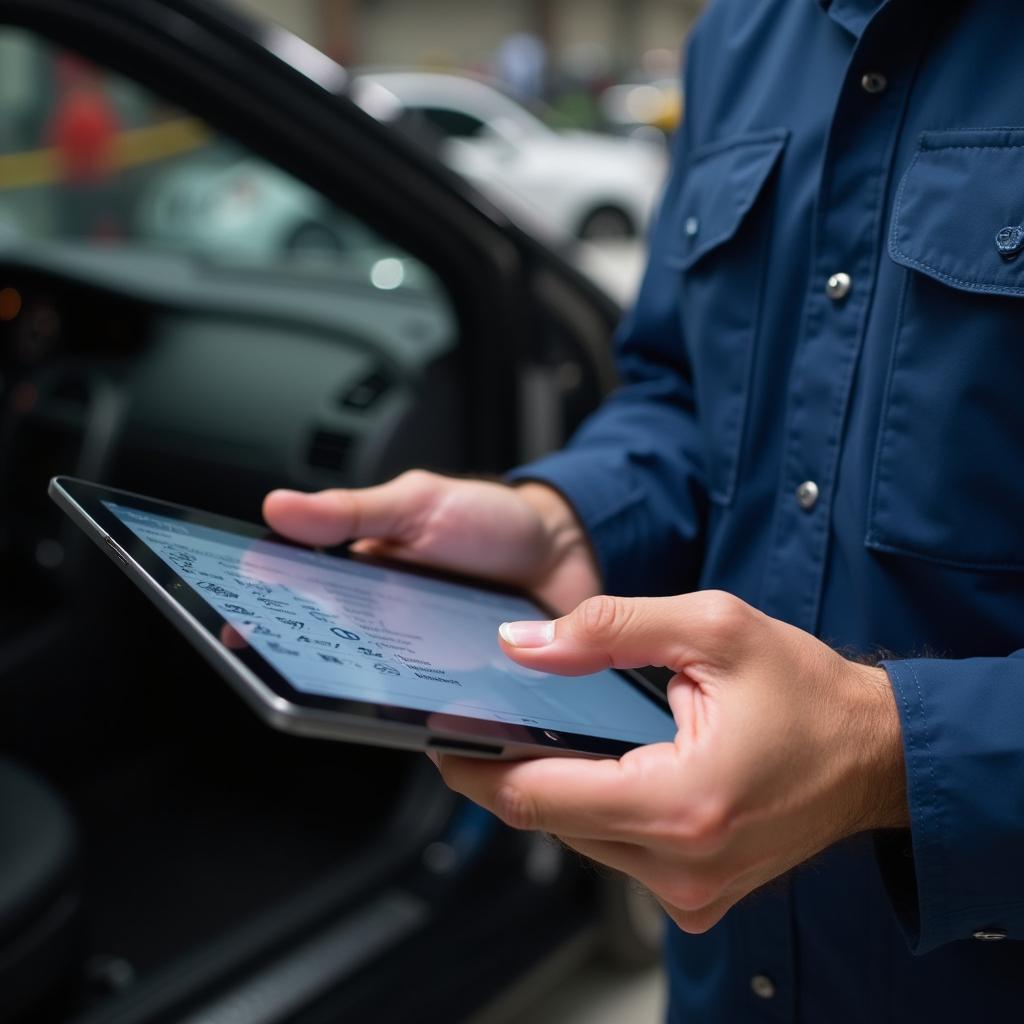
[973,929,1008,942]
[684,216,700,238]
[750,974,776,999]
[860,71,888,94]
[826,272,852,301]
[995,225,1024,260]
[796,480,819,511]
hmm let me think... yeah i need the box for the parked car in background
[137,151,355,257]
[136,150,432,290]
[351,70,668,243]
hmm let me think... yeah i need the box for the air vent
[307,429,354,471]
[338,371,392,411]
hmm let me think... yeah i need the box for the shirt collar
[817,0,890,37]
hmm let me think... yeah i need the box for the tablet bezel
[50,476,674,759]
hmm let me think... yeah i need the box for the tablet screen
[103,501,676,746]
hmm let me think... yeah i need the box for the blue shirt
[510,0,1024,1019]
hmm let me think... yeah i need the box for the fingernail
[499,620,555,648]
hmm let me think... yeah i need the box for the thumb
[497,590,755,676]
[263,470,432,547]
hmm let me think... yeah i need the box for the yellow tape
[0,116,210,189]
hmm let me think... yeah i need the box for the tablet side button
[104,535,129,567]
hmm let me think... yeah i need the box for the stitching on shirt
[918,142,1024,152]
[918,126,1024,149]
[890,663,923,843]
[906,660,947,931]
[890,139,1024,295]
[670,161,773,269]
[865,536,1024,572]
[875,141,1024,566]
[809,92,907,627]
[888,251,1024,296]
[711,173,778,505]
[669,133,788,270]
[936,897,1024,921]
[686,128,789,169]
[888,142,921,259]
[865,272,911,544]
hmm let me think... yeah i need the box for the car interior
[0,2,663,1022]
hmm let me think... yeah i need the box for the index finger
[435,742,678,840]
[263,481,413,547]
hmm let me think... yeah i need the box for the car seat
[0,758,82,1022]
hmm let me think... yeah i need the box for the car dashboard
[0,240,463,626]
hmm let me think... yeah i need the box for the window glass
[0,28,441,298]
[417,108,487,140]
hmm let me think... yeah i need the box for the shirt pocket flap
[668,128,788,271]
[889,129,1024,298]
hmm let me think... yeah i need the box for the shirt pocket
[867,128,1024,570]
[667,128,788,505]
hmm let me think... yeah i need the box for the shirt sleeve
[877,650,1024,953]
[506,120,708,598]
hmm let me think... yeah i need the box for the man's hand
[435,590,909,934]
[263,471,601,614]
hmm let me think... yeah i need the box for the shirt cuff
[878,654,1024,953]
[506,446,699,597]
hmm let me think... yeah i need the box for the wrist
[511,480,602,596]
[842,662,910,833]
[513,481,584,547]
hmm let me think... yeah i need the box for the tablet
[50,477,676,759]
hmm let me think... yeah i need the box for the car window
[0,27,442,298]
[416,107,487,140]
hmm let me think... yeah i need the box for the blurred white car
[350,71,668,243]
[137,153,357,258]
[134,152,430,290]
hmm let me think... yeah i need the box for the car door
[0,2,623,1021]
[0,0,620,601]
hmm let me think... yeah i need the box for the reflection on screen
[104,502,676,745]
